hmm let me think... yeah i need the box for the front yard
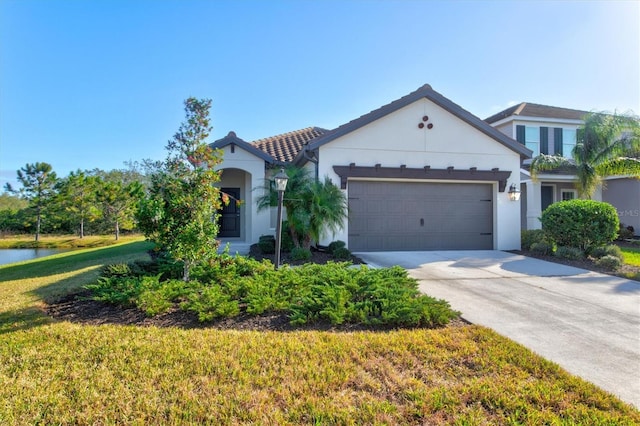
[0,239,638,424]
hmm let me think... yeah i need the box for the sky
[1,0,638,190]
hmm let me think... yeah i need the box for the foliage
[327,240,346,254]
[290,247,312,261]
[595,255,622,271]
[257,235,276,254]
[4,162,58,241]
[618,223,635,240]
[256,167,348,250]
[332,246,352,260]
[541,199,619,251]
[136,98,224,281]
[554,246,584,260]
[55,170,101,238]
[530,111,640,198]
[97,171,143,240]
[530,242,553,256]
[520,229,546,251]
[590,245,623,260]
[2,243,640,424]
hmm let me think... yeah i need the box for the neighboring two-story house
[486,103,640,233]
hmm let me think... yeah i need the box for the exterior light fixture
[508,183,521,201]
[274,168,289,270]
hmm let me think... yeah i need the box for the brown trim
[333,165,512,192]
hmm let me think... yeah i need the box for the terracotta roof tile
[251,127,328,163]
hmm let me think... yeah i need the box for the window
[525,126,540,157]
[562,129,576,159]
[561,189,576,201]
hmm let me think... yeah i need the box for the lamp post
[274,168,288,270]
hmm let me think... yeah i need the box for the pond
[0,249,69,266]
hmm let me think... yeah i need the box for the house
[486,103,640,233]
[211,84,531,252]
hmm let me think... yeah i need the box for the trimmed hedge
[541,200,619,251]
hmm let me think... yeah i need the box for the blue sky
[1,0,638,190]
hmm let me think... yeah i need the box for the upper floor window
[562,129,576,159]
[524,126,540,157]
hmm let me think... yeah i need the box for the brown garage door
[348,181,493,251]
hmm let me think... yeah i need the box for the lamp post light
[274,168,289,270]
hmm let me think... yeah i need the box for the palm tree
[530,111,640,198]
[256,166,348,250]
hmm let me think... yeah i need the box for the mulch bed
[44,242,638,330]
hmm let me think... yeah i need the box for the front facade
[486,103,640,233]
[212,84,530,251]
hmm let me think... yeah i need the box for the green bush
[258,235,275,254]
[590,245,623,260]
[332,246,352,260]
[290,247,312,261]
[100,263,133,278]
[327,240,346,254]
[541,200,619,251]
[618,223,635,240]
[595,255,622,271]
[280,221,295,252]
[521,229,546,251]
[555,246,584,260]
[530,242,553,256]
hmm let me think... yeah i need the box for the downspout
[302,144,319,181]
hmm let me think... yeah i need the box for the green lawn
[621,246,640,267]
[0,234,144,249]
[0,243,638,424]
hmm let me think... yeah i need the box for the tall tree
[137,98,224,281]
[531,111,640,198]
[4,162,58,241]
[98,178,142,240]
[256,166,348,250]
[56,170,100,238]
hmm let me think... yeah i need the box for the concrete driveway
[355,250,640,408]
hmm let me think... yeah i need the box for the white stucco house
[486,103,640,233]
[210,84,531,252]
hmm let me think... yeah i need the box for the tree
[56,170,101,238]
[4,162,58,241]
[256,166,348,250]
[531,111,640,198]
[137,98,224,281]
[98,178,142,240]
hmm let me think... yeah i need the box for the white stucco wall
[215,145,271,243]
[316,98,523,250]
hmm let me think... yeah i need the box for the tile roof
[485,102,589,124]
[251,127,328,163]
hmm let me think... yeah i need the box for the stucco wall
[603,178,640,234]
[316,98,523,250]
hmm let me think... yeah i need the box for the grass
[620,246,640,280]
[0,234,144,249]
[0,244,639,424]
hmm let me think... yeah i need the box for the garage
[348,181,494,251]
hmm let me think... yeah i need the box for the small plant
[595,255,622,271]
[590,245,623,260]
[100,263,132,278]
[332,246,352,260]
[521,229,546,251]
[555,246,584,260]
[530,242,553,255]
[618,223,635,240]
[327,240,346,254]
[290,247,312,261]
[257,235,275,254]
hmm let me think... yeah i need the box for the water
[0,249,69,266]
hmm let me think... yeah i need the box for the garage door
[348,181,493,251]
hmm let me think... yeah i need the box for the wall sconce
[508,183,521,201]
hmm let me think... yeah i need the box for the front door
[218,188,241,238]
[541,185,554,212]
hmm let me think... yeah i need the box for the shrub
[327,240,346,254]
[530,242,553,256]
[290,247,312,261]
[521,229,546,251]
[101,263,133,278]
[595,255,622,271]
[555,246,584,260]
[541,200,619,251]
[258,235,275,254]
[590,245,623,260]
[280,221,295,252]
[618,223,635,240]
[332,246,352,260]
